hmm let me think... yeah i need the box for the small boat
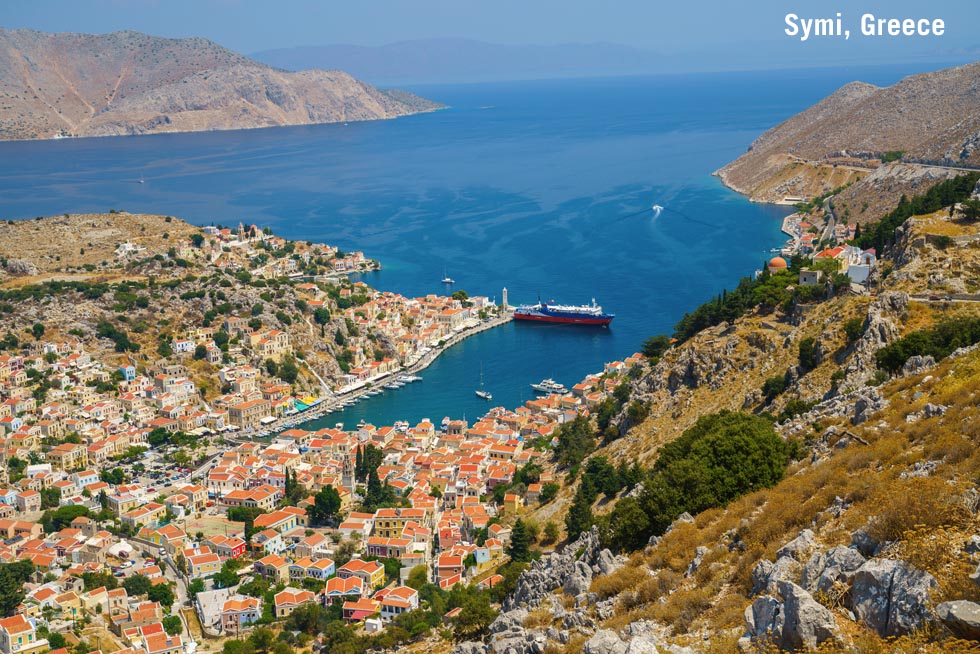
[531,378,567,394]
[475,362,492,400]
[384,383,399,390]
[441,267,455,284]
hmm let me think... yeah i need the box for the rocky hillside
[456,180,980,653]
[717,62,980,220]
[0,28,443,140]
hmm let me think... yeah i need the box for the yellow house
[503,493,523,514]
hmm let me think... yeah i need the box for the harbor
[228,310,515,440]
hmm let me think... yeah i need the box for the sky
[3,0,979,56]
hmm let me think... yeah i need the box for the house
[251,529,285,555]
[253,554,290,583]
[342,598,379,623]
[337,559,385,590]
[221,596,261,635]
[186,551,223,578]
[798,268,824,287]
[46,443,88,471]
[205,535,247,559]
[228,399,271,429]
[0,615,48,654]
[273,588,315,618]
[14,491,40,514]
[144,632,183,654]
[377,586,419,623]
[324,576,363,605]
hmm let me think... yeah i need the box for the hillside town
[0,316,645,653]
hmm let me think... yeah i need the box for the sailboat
[475,363,492,400]
[441,267,455,284]
[138,172,145,184]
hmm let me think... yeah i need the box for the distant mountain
[250,38,980,87]
[251,38,672,85]
[0,28,444,141]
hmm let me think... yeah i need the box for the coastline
[227,310,514,440]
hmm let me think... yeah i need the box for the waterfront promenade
[229,309,514,440]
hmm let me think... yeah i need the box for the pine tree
[507,519,530,562]
[355,446,364,482]
[565,484,594,538]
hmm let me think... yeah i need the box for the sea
[0,63,950,430]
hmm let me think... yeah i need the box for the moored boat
[514,298,614,326]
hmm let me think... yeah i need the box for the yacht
[475,363,492,400]
[441,267,455,284]
[531,378,567,394]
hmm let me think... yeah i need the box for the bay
[0,64,939,428]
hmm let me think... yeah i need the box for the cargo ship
[513,298,614,326]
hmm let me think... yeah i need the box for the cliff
[717,62,980,221]
[0,28,444,141]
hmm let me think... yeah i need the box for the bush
[798,337,817,372]
[632,412,789,545]
[762,374,787,400]
[844,317,864,344]
[856,173,980,253]
[875,316,980,373]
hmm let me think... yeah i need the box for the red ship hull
[513,312,613,326]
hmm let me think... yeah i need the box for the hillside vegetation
[460,174,980,653]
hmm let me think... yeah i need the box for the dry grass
[522,608,554,630]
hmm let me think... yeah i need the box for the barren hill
[718,62,980,217]
[0,28,443,140]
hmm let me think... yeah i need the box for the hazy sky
[3,0,979,55]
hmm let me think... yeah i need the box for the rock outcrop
[743,580,840,652]
[937,600,980,641]
[851,559,937,637]
[456,528,643,654]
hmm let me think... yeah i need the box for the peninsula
[0,28,444,141]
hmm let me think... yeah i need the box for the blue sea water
[0,64,942,429]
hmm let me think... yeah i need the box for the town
[0,212,647,654]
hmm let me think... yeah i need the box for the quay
[226,310,514,441]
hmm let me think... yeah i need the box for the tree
[122,574,152,597]
[249,627,276,653]
[642,334,671,361]
[188,578,205,600]
[162,615,183,635]
[448,585,497,639]
[605,497,650,551]
[313,308,331,326]
[0,560,34,617]
[214,559,242,589]
[554,415,595,468]
[798,337,817,372]
[147,583,175,609]
[190,233,205,247]
[41,505,90,533]
[635,411,789,542]
[543,521,560,544]
[277,355,299,384]
[507,519,531,562]
[961,198,980,222]
[193,344,208,360]
[310,485,341,526]
[564,483,594,539]
[31,323,44,340]
[539,482,559,504]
